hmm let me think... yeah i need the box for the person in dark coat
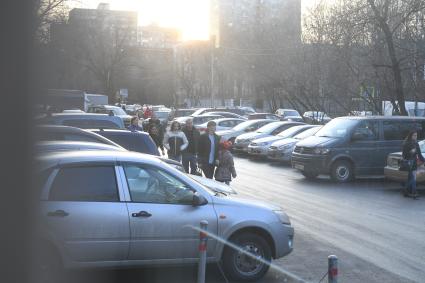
[163,121,188,162]
[197,121,220,179]
[127,116,143,132]
[214,141,237,185]
[182,118,200,174]
[402,130,425,199]
[148,124,165,155]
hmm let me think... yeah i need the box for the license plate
[294,164,304,170]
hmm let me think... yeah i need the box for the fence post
[197,220,209,283]
[328,255,338,283]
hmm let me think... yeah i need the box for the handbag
[398,159,410,171]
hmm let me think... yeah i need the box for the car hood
[213,195,281,211]
[295,136,340,148]
[252,135,284,144]
[271,138,298,147]
[238,132,268,140]
[190,175,237,195]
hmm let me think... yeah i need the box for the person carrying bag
[401,130,424,199]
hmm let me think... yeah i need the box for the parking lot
[232,155,425,283]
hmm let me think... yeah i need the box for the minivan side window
[383,121,424,141]
[49,166,119,202]
[352,121,379,141]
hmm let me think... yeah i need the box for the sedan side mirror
[192,193,208,206]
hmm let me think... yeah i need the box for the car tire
[302,171,318,179]
[331,160,354,182]
[222,232,272,282]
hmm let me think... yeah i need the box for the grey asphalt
[231,155,425,283]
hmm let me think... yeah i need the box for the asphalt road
[231,155,425,283]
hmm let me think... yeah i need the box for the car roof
[35,141,126,151]
[337,116,425,120]
[89,129,150,136]
[37,150,164,169]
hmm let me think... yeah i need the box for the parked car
[34,140,236,191]
[303,111,332,124]
[268,126,321,162]
[384,140,425,183]
[275,109,304,122]
[34,141,126,153]
[247,125,316,158]
[234,121,305,153]
[36,113,125,129]
[89,129,160,156]
[35,125,124,148]
[169,108,198,120]
[196,118,246,134]
[35,150,293,281]
[217,119,275,144]
[291,116,425,182]
[193,107,254,118]
[175,114,224,127]
[248,113,281,121]
[87,105,133,127]
[203,111,247,120]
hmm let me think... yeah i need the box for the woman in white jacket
[163,121,189,162]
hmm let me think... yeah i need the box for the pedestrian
[182,118,200,174]
[127,116,143,132]
[149,124,165,155]
[402,130,424,199]
[214,141,237,185]
[197,121,220,179]
[163,121,188,162]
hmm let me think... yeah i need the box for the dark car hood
[295,136,341,148]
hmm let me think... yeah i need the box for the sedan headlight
[314,148,330,155]
[273,210,291,225]
[257,142,269,146]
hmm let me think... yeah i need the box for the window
[352,121,379,141]
[124,164,194,204]
[49,166,119,202]
[383,121,424,141]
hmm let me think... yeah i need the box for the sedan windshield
[256,122,282,133]
[294,126,321,139]
[315,119,358,138]
[233,120,260,131]
[277,126,306,138]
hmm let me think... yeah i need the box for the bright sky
[76,0,317,41]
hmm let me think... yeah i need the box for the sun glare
[79,0,210,41]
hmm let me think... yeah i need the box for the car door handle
[132,211,152,218]
[47,210,69,217]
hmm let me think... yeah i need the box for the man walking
[198,121,220,179]
[182,118,200,174]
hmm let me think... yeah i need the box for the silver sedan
[35,150,294,282]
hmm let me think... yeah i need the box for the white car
[196,118,246,134]
[217,119,274,143]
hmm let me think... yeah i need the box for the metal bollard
[328,255,338,283]
[197,220,209,283]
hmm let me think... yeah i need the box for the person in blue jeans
[402,131,424,199]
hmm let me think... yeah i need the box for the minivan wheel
[331,160,353,182]
[302,171,318,179]
[222,233,271,281]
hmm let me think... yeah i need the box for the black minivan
[291,116,425,182]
